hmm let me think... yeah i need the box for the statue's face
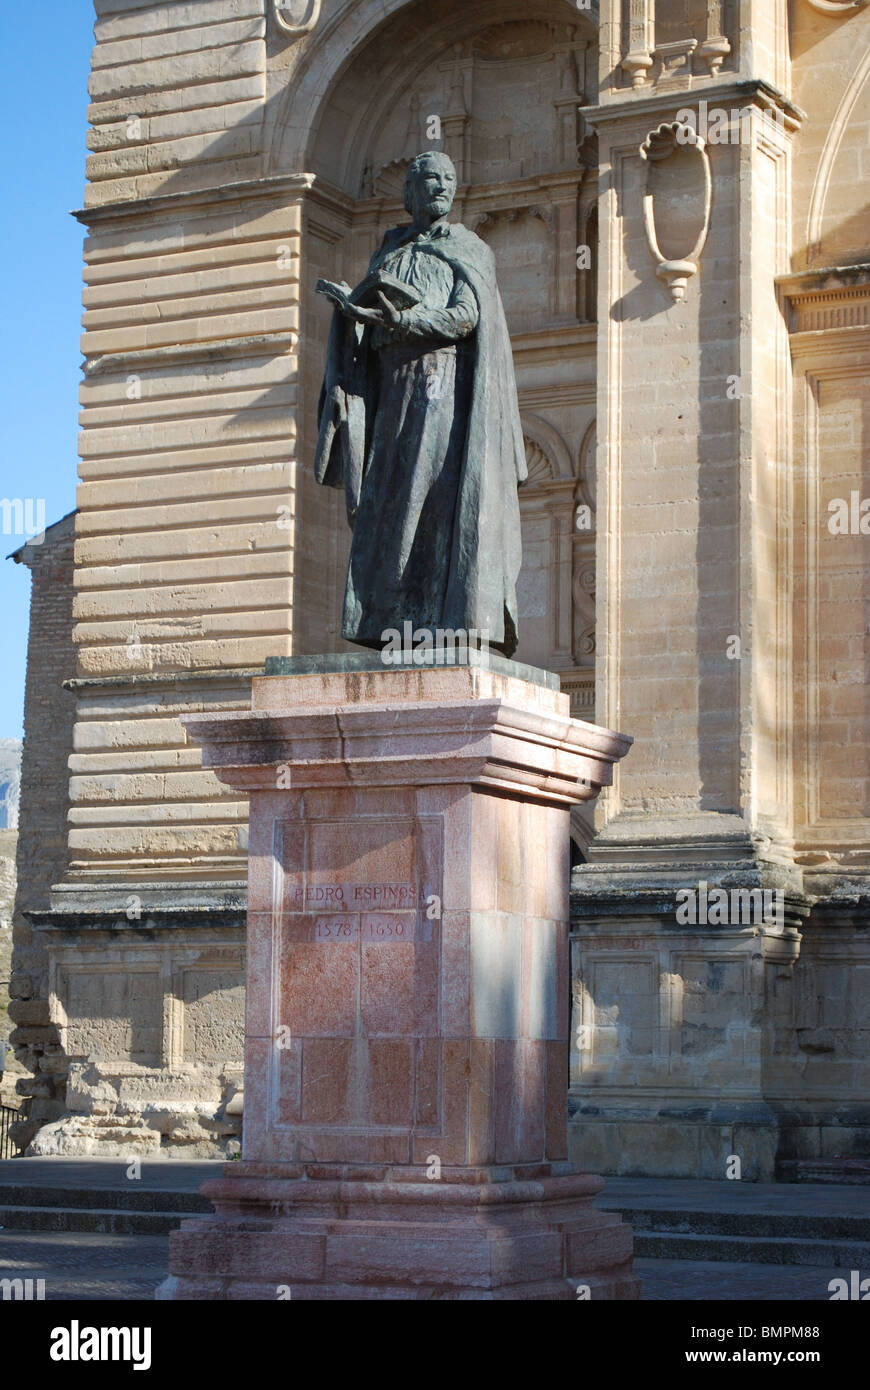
[409,159,456,222]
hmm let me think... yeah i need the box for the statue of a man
[314,150,527,657]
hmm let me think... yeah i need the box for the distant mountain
[0,740,21,830]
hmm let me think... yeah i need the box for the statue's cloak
[314,222,527,653]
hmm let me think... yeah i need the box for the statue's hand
[316,279,404,328]
[375,290,402,327]
[345,304,388,326]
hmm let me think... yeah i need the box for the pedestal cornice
[182,670,632,808]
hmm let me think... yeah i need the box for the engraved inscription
[287,882,419,913]
[351,883,418,909]
[311,913,427,943]
[314,916,358,941]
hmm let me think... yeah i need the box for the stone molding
[72,174,316,228]
[587,76,803,117]
[777,263,870,335]
[83,335,298,379]
[805,45,870,263]
[182,676,632,807]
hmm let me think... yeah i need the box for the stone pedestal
[160,655,638,1299]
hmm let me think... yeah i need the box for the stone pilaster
[570,0,808,1178]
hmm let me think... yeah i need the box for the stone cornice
[582,79,805,133]
[28,905,247,932]
[776,262,870,296]
[182,670,632,807]
[83,333,298,376]
[73,173,316,227]
[777,264,870,335]
[63,669,260,694]
[347,169,588,221]
[513,322,596,366]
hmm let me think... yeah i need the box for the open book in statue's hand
[316,271,422,313]
[315,278,353,310]
[348,270,422,310]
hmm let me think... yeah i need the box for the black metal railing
[0,1104,21,1159]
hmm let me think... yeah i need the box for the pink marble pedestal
[160,659,639,1299]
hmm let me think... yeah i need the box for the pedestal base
[163,659,636,1300]
[159,1167,640,1301]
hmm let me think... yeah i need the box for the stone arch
[578,417,596,510]
[806,44,870,263]
[267,0,597,180]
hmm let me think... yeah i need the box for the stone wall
[0,828,20,1107]
[8,516,78,1148]
[569,0,870,1179]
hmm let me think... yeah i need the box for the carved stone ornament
[639,122,712,303]
[805,1,866,12]
[698,35,731,76]
[654,37,697,84]
[274,0,321,37]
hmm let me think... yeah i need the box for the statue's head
[404,151,457,224]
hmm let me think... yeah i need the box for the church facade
[8,0,870,1177]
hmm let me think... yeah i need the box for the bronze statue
[314,150,526,657]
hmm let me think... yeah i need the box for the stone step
[778,1160,870,1185]
[0,1182,212,1215]
[0,1203,206,1237]
[604,1205,870,1243]
[633,1229,870,1268]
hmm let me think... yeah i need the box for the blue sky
[1,6,94,739]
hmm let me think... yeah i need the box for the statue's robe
[314,220,527,656]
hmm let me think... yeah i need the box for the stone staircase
[1,1163,868,1274]
[778,1159,870,1185]
[0,1157,214,1236]
[598,1177,870,1270]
